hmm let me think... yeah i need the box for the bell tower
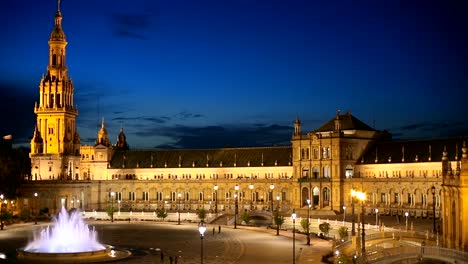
[30,0,81,180]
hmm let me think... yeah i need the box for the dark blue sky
[1,0,467,149]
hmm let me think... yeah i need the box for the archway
[312,187,320,206]
[301,187,309,206]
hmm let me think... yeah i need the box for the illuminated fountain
[17,207,130,263]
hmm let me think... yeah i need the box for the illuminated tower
[30,1,81,180]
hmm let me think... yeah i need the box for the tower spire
[58,0,61,12]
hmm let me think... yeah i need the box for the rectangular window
[407,193,411,204]
[394,193,399,204]
[129,192,135,201]
[282,191,287,201]
[171,192,176,201]
[381,193,386,203]
[143,192,149,201]
[199,192,204,201]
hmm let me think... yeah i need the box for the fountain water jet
[25,207,105,253]
[17,207,130,263]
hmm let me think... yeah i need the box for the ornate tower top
[293,115,301,136]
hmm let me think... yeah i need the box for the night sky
[1,0,467,149]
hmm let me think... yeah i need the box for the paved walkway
[231,225,333,264]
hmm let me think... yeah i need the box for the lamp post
[351,189,356,236]
[213,185,218,214]
[356,191,367,260]
[234,184,239,229]
[276,195,280,236]
[292,209,297,264]
[0,194,4,230]
[306,199,311,245]
[249,184,254,210]
[118,200,121,215]
[375,208,379,227]
[343,206,346,222]
[269,184,274,225]
[110,192,115,222]
[198,221,206,264]
[178,192,182,225]
[405,211,409,231]
[34,192,38,224]
[431,185,436,233]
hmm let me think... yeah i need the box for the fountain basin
[17,245,131,263]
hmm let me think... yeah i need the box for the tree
[241,211,251,224]
[338,226,349,240]
[106,206,115,222]
[0,146,30,197]
[300,218,310,233]
[274,214,285,228]
[196,208,206,221]
[319,222,331,237]
[156,209,168,221]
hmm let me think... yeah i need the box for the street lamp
[343,206,346,222]
[34,192,38,224]
[198,221,206,264]
[234,184,239,229]
[350,189,356,236]
[118,200,121,215]
[213,185,219,214]
[0,194,4,230]
[355,191,367,260]
[375,208,379,227]
[292,209,297,264]
[431,185,436,233]
[249,184,254,210]
[178,192,182,225]
[276,195,280,236]
[110,192,115,222]
[405,211,409,231]
[269,184,274,225]
[306,199,311,245]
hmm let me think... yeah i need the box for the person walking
[218,225,221,233]
[212,227,215,235]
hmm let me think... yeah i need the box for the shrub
[156,209,168,221]
[319,222,331,236]
[338,226,348,239]
[301,218,310,233]
[241,211,251,224]
[274,214,285,228]
[196,208,206,221]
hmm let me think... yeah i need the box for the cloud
[130,123,293,149]
[391,120,468,140]
[0,80,36,146]
[174,111,204,120]
[112,13,152,40]
[112,116,171,124]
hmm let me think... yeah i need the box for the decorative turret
[115,128,129,150]
[96,118,111,146]
[31,125,44,154]
[293,115,301,136]
[334,110,341,131]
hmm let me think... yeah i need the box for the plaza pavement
[1,213,439,264]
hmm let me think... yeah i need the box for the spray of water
[24,207,105,253]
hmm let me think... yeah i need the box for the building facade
[20,3,467,251]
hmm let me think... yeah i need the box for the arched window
[302,167,309,178]
[323,188,330,201]
[313,167,319,179]
[323,166,330,178]
[345,165,353,178]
